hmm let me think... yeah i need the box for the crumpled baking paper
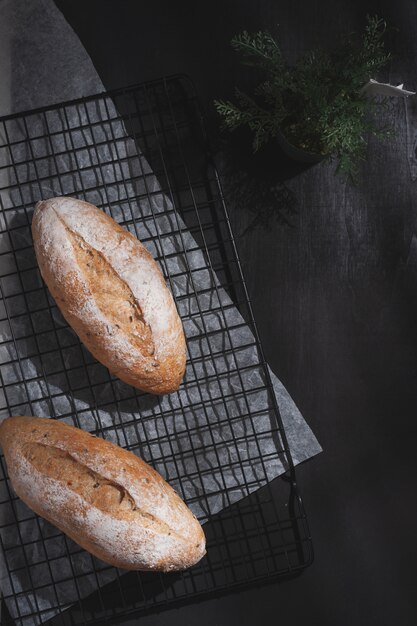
[0,1,322,625]
[361,78,415,97]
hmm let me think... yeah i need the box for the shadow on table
[211,122,325,234]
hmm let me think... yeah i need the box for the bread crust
[0,416,206,571]
[32,196,186,395]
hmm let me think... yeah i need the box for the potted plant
[214,16,395,180]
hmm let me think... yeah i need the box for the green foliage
[214,16,392,180]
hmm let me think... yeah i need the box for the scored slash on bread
[0,416,206,571]
[32,197,186,395]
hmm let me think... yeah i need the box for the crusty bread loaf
[0,416,205,571]
[32,196,186,395]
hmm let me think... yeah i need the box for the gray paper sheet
[0,1,322,625]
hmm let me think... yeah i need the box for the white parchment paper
[0,1,322,624]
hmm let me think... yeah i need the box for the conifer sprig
[214,16,392,180]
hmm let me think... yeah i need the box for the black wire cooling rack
[0,75,312,626]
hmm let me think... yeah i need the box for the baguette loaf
[0,416,206,571]
[32,196,186,395]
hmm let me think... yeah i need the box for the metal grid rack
[0,75,312,626]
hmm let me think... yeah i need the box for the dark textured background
[5,1,417,624]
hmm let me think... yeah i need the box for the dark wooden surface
[8,1,417,624]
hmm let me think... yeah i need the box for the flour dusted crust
[32,196,186,395]
[0,416,206,571]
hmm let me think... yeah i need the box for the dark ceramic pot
[276,130,325,164]
[223,127,325,183]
